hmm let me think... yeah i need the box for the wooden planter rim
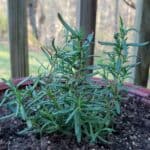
[0,77,149,105]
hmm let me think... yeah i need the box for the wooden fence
[7,0,97,78]
[4,0,150,87]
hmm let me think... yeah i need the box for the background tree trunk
[79,0,97,66]
[28,0,45,40]
[28,0,39,39]
[134,0,150,87]
[8,0,29,78]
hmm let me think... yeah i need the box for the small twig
[123,0,136,9]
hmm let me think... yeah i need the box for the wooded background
[0,0,136,46]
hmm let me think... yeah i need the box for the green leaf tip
[57,13,77,36]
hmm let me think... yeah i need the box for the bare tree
[28,0,45,40]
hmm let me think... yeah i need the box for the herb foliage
[0,15,148,143]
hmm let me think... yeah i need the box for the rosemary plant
[98,17,149,114]
[0,15,148,144]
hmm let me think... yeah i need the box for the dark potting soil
[0,94,150,150]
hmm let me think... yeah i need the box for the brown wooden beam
[8,0,29,78]
[134,0,150,87]
[79,0,97,66]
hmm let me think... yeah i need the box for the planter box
[0,77,150,149]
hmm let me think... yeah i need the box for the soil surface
[0,94,150,150]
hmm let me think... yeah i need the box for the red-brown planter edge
[0,77,33,93]
[0,77,150,105]
[92,77,150,106]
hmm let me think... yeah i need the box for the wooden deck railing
[7,0,97,78]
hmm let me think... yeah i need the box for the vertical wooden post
[134,0,150,87]
[114,0,119,32]
[8,0,29,78]
[79,0,97,66]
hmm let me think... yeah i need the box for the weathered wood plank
[79,0,97,66]
[8,0,29,78]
